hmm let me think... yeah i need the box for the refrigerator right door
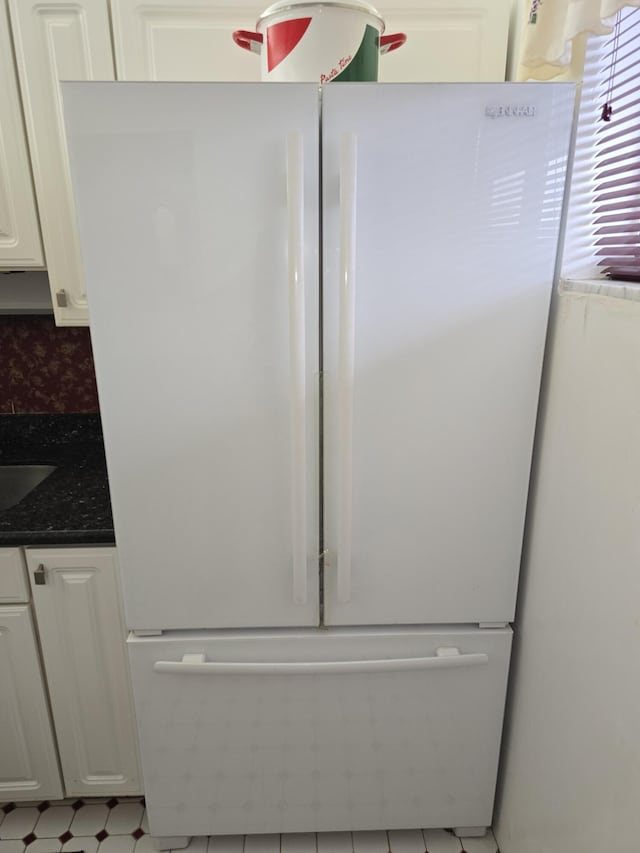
[322,83,575,626]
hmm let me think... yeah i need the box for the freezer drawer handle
[337,132,357,604]
[153,647,488,675]
[287,131,308,605]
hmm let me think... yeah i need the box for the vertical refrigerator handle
[287,132,308,604]
[337,133,357,604]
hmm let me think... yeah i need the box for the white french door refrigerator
[62,81,574,843]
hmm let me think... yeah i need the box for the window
[562,7,640,283]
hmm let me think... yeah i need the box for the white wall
[494,283,640,853]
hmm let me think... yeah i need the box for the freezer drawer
[128,627,512,837]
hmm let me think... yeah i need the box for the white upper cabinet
[378,0,511,81]
[111,0,510,83]
[8,0,115,325]
[0,0,42,268]
[111,0,262,81]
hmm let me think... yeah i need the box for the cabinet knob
[34,564,47,585]
[56,289,68,307]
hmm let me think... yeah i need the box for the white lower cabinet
[25,547,142,797]
[1,546,142,800]
[0,602,63,800]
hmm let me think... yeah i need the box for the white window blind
[563,7,640,282]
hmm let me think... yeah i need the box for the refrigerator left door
[63,82,320,630]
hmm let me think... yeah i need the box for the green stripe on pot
[334,24,379,81]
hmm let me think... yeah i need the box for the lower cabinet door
[129,626,512,837]
[26,548,142,796]
[0,605,63,801]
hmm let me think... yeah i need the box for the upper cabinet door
[111,0,261,81]
[322,83,575,627]
[8,0,115,325]
[378,0,511,82]
[63,83,320,631]
[0,1,42,268]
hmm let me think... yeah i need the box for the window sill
[560,277,640,302]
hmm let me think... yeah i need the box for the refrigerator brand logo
[485,105,537,118]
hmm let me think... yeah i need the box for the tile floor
[0,800,499,853]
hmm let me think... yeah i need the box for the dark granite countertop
[0,414,115,545]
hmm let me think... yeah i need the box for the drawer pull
[154,648,488,676]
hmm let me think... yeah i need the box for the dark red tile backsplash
[0,316,99,414]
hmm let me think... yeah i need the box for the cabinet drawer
[129,626,512,837]
[0,549,29,602]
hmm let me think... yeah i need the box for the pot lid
[258,1,384,27]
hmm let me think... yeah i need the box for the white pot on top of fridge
[233,0,406,82]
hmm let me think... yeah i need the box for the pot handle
[379,32,407,54]
[232,30,263,54]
